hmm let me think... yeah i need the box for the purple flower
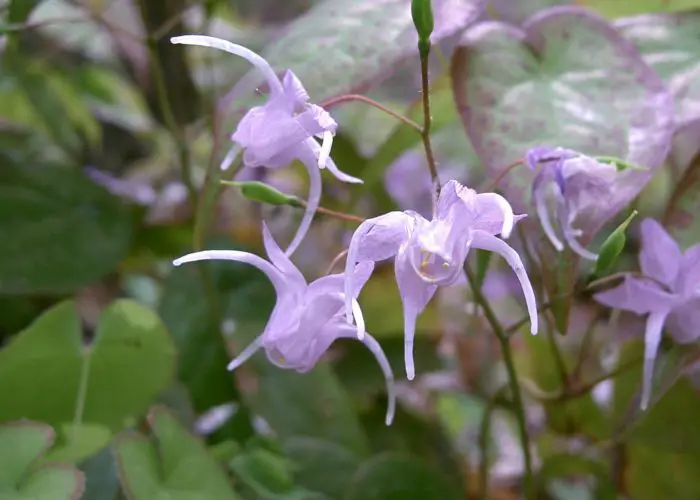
[526,147,618,261]
[343,180,539,380]
[171,35,362,256]
[173,223,396,425]
[594,219,700,409]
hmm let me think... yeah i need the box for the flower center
[410,248,459,284]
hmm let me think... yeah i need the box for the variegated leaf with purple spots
[228,0,485,104]
[616,12,700,128]
[451,6,674,236]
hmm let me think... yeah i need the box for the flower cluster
[171,34,679,423]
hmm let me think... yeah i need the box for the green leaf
[345,453,461,500]
[612,341,700,498]
[3,56,101,152]
[221,180,298,207]
[42,424,112,464]
[593,210,638,276]
[7,0,43,24]
[114,407,239,500]
[0,162,133,295]
[613,340,700,436]
[230,0,483,103]
[283,437,361,499]
[0,421,85,499]
[5,0,43,48]
[0,300,176,431]
[229,448,296,497]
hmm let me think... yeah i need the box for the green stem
[418,43,440,210]
[478,387,505,500]
[145,34,196,210]
[466,267,534,499]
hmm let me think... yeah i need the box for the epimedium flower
[173,223,396,425]
[171,35,362,256]
[594,218,700,410]
[343,180,539,380]
[526,146,618,261]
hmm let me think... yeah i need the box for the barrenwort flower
[344,180,539,380]
[594,219,700,410]
[171,35,362,256]
[173,223,396,425]
[526,147,617,261]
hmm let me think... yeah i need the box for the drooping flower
[594,218,700,410]
[344,180,539,380]
[525,147,618,260]
[173,223,396,425]
[171,35,362,256]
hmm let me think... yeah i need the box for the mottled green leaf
[452,6,673,235]
[0,300,176,430]
[229,0,484,104]
[616,11,700,126]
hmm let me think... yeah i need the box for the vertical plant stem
[478,387,505,500]
[466,267,534,499]
[145,35,196,208]
[73,348,93,441]
[418,43,440,211]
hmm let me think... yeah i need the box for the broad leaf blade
[0,163,133,295]
[616,12,700,127]
[451,6,674,235]
[228,0,485,104]
[0,300,176,431]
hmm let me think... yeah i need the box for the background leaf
[616,11,700,127]
[0,300,176,430]
[226,0,485,105]
[345,453,461,500]
[0,163,133,295]
[0,421,85,500]
[451,6,673,233]
[114,407,239,500]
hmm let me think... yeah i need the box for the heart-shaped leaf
[0,300,176,430]
[616,12,700,127]
[226,0,485,105]
[451,6,674,234]
[0,421,85,500]
[0,162,133,295]
[345,453,461,500]
[114,407,238,500]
